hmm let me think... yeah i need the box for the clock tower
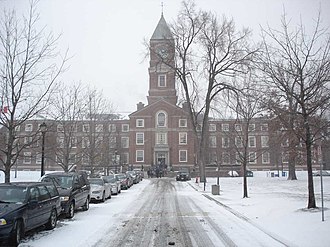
[147,14,177,106]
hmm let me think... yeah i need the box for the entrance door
[156,152,167,170]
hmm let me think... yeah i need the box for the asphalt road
[92,178,289,247]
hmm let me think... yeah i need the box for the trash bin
[212,185,220,195]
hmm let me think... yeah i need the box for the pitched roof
[151,14,173,40]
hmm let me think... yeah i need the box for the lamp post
[39,122,47,177]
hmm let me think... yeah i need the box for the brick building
[1,14,329,175]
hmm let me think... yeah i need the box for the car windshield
[0,186,27,204]
[89,178,104,185]
[116,174,126,179]
[47,176,73,189]
[103,176,116,183]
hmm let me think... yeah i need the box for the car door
[73,175,84,208]
[26,186,41,230]
[36,185,52,225]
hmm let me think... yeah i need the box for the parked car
[133,169,144,179]
[312,170,330,176]
[102,175,121,195]
[88,178,111,202]
[176,171,191,181]
[115,173,130,190]
[126,171,140,184]
[246,170,254,177]
[0,182,61,246]
[40,171,90,218]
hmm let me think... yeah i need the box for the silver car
[88,178,111,202]
[103,175,121,195]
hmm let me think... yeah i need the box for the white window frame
[109,124,116,132]
[235,136,243,148]
[25,123,33,132]
[179,132,187,145]
[23,152,32,164]
[222,137,229,148]
[262,152,270,164]
[261,123,268,131]
[122,124,129,132]
[136,119,144,128]
[156,132,167,144]
[121,137,129,148]
[248,136,256,148]
[156,111,167,128]
[136,132,144,145]
[222,124,229,131]
[235,124,242,131]
[261,136,269,148]
[83,124,90,133]
[70,137,77,148]
[57,137,64,148]
[36,153,42,165]
[57,124,63,132]
[222,152,230,164]
[209,123,216,131]
[248,124,255,131]
[179,150,187,162]
[249,152,257,164]
[136,150,144,162]
[209,135,217,148]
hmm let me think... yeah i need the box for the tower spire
[161,2,164,16]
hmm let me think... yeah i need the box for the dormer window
[158,74,166,87]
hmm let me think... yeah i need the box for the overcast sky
[1,0,329,113]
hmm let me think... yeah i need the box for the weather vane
[161,2,164,15]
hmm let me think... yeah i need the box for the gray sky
[1,0,329,113]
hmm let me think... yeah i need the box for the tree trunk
[287,152,297,180]
[242,160,248,198]
[305,121,316,208]
[5,164,11,183]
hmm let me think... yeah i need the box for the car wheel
[82,197,89,211]
[46,209,57,230]
[67,202,75,218]
[101,192,105,202]
[11,220,23,246]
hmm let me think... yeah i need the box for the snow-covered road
[19,178,294,247]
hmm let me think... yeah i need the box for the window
[261,136,269,147]
[157,112,167,127]
[222,137,230,148]
[70,125,77,132]
[96,136,103,145]
[121,137,129,148]
[179,150,187,162]
[25,123,33,132]
[235,124,242,131]
[179,119,187,127]
[248,136,256,148]
[82,137,90,148]
[69,153,76,165]
[262,152,270,164]
[261,124,268,131]
[179,132,187,145]
[36,153,42,164]
[156,132,167,144]
[136,119,144,127]
[248,124,255,131]
[23,152,31,164]
[282,151,289,163]
[249,152,257,164]
[136,150,144,162]
[109,136,116,148]
[235,136,243,148]
[209,124,216,131]
[222,124,229,131]
[38,185,50,201]
[109,124,116,132]
[96,124,103,132]
[15,125,21,132]
[83,124,90,132]
[122,124,129,132]
[236,152,243,164]
[121,153,129,164]
[57,137,64,148]
[57,124,63,132]
[209,136,217,148]
[82,154,89,165]
[70,137,77,148]
[158,74,166,87]
[136,133,144,145]
[24,136,33,145]
[222,152,230,164]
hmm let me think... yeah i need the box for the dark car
[41,171,90,218]
[126,171,140,184]
[176,171,191,181]
[0,182,61,246]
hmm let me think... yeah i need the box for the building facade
[1,14,329,175]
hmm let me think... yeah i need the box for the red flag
[1,106,8,113]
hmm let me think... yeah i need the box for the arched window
[156,111,167,127]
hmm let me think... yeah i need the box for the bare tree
[81,87,113,175]
[259,13,330,208]
[48,82,86,172]
[0,1,67,182]
[169,1,256,182]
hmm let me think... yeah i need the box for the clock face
[157,47,168,58]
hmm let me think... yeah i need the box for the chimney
[137,102,145,111]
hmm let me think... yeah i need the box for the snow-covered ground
[1,170,329,246]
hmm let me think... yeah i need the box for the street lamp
[39,122,47,177]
